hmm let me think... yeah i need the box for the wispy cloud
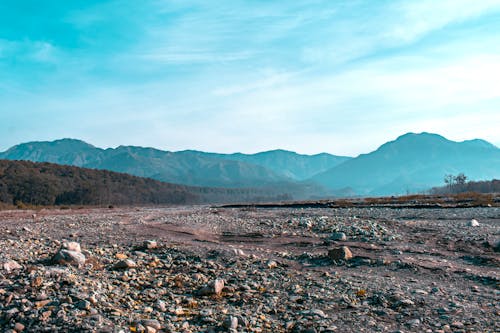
[139,50,253,64]
[1,0,500,154]
[0,39,59,63]
[387,0,500,42]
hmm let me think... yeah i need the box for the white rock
[232,248,246,256]
[52,249,86,267]
[2,260,22,272]
[468,219,479,227]
[62,241,82,253]
[144,240,158,249]
[406,318,421,327]
[266,260,278,269]
[113,259,137,270]
[197,279,225,296]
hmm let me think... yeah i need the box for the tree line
[431,173,499,194]
[0,160,293,208]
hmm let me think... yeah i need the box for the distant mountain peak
[3,138,96,152]
[311,132,500,196]
[395,132,447,141]
[461,138,498,149]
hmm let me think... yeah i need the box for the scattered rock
[0,205,498,332]
[468,219,480,227]
[76,300,91,310]
[328,246,353,261]
[197,279,225,296]
[266,259,278,269]
[2,260,22,272]
[330,232,347,241]
[232,248,246,256]
[52,249,86,267]
[13,323,25,332]
[113,259,137,270]
[144,240,158,249]
[300,309,327,318]
[141,319,161,331]
[62,241,82,252]
[406,318,421,327]
[223,316,238,331]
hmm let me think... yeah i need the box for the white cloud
[0,39,59,63]
[139,50,252,64]
[2,0,500,155]
[212,70,296,97]
[388,0,500,42]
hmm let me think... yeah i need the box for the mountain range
[312,132,500,195]
[1,132,498,197]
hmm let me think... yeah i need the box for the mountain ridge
[0,138,345,197]
[1,132,498,197]
[310,132,500,195]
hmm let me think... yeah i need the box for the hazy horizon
[1,131,498,158]
[1,1,500,155]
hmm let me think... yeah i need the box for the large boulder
[196,279,225,296]
[328,246,353,261]
[52,249,86,267]
[52,242,86,267]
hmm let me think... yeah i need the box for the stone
[413,289,428,295]
[492,239,500,252]
[89,295,98,305]
[223,316,238,331]
[197,279,225,296]
[113,259,137,270]
[468,219,480,227]
[62,241,82,252]
[236,315,247,328]
[144,240,158,249]
[330,232,347,241]
[141,319,161,331]
[398,299,415,307]
[328,246,353,261]
[145,327,156,333]
[451,321,464,328]
[300,309,327,318]
[232,248,246,256]
[266,260,278,269]
[76,300,91,310]
[406,318,421,327]
[2,260,22,272]
[52,249,86,267]
[300,219,313,228]
[156,300,167,312]
[13,323,25,332]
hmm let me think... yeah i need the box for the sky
[1,0,500,156]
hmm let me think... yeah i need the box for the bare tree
[454,173,467,185]
[444,174,454,191]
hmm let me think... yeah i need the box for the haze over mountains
[312,133,500,195]
[1,132,498,197]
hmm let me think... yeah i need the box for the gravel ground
[0,206,499,332]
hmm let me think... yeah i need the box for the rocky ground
[0,205,499,332]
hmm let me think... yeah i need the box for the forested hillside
[0,160,291,207]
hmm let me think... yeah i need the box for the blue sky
[1,0,500,156]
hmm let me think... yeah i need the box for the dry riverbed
[0,205,499,332]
